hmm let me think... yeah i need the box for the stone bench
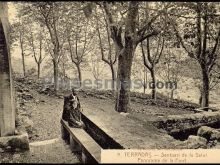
[79,107,178,149]
[60,119,101,164]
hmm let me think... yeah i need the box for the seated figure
[62,88,85,128]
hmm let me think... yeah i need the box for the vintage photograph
[0,1,220,164]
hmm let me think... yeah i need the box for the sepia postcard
[0,1,220,164]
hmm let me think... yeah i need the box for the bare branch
[141,40,152,70]
[97,22,110,65]
[136,30,159,44]
[155,36,165,64]
[137,13,160,37]
[170,19,195,59]
[103,2,123,49]
[210,29,220,59]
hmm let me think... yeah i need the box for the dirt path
[0,89,80,163]
[25,90,64,142]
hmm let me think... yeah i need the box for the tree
[66,6,94,87]
[26,24,46,79]
[10,8,29,77]
[91,55,106,89]
[36,3,61,92]
[22,2,71,93]
[167,2,220,110]
[101,2,166,112]
[58,47,72,90]
[140,33,164,100]
[158,48,183,99]
[95,8,117,90]
[132,56,148,94]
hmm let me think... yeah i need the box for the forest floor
[0,76,219,163]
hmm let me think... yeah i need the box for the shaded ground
[0,138,80,163]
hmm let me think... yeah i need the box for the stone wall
[152,111,220,140]
[0,2,15,136]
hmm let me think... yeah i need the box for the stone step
[29,138,60,147]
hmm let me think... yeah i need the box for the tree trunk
[143,69,147,94]
[200,64,209,110]
[21,51,25,77]
[199,89,202,105]
[37,62,40,79]
[144,85,146,94]
[110,64,116,90]
[115,48,134,113]
[76,63,82,87]
[104,1,138,113]
[149,68,156,100]
[53,60,59,93]
[170,89,174,99]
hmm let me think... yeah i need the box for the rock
[210,130,220,142]
[97,95,107,99]
[13,153,20,159]
[19,111,28,116]
[83,95,88,98]
[22,117,34,132]
[57,95,63,99]
[8,133,30,150]
[19,102,25,106]
[0,133,29,151]
[150,101,156,105]
[213,144,220,149]
[21,93,33,101]
[185,135,207,149]
[14,129,20,135]
[153,112,220,134]
[15,148,21,152]
[130,97,137,102]
[0,148,4,153]
[155,113,165,117]
[120,112,129,117]
[39,87,51,94]
[6,146,11,150]
[16,88,23,93]
[35,134,39,137]
[197,126,220,142]
[23,88,29,92]
[197,126,214,140]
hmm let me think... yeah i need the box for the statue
[62,88,85,128]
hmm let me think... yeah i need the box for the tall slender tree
[141,34,164,100]
[21,2,70,92]
[167,2,220,110]
[27,25,46,79]
[66,10,94,87]
[95,8,117,90]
